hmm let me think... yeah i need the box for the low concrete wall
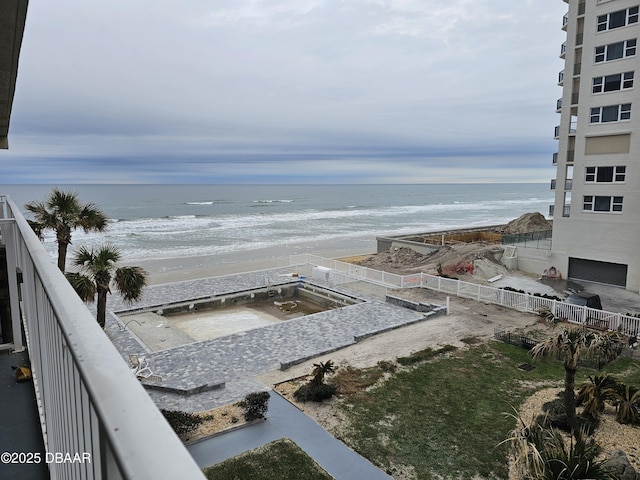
[509,246,554,277]
[385,294,442,313]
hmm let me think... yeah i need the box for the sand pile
[503,212,552,234]
[356,244,509,281]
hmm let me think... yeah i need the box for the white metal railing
[0,195,205,480]
[289,254,640,337]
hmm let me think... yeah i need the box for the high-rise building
[551,0,640,292]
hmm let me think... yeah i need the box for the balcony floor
[0,349,48,479]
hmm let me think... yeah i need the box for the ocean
[1,184,553,272]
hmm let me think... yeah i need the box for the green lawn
[336,341,640,480]
[202,438,333,480]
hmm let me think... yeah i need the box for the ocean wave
[252,199,294,204]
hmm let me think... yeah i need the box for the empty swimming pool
[119,283,362,351]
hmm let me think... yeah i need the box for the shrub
[536,398,597,436]
[576,373,618,420]
[161,409,202,439]
[294,382,337,402]
[239,391,270,421]
[613,384,640,425]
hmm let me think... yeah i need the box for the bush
[294,382,337,402]
[536,398,597,436]
[161,409,202,438]
[239,391,270,421]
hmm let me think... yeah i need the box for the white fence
[289,254,640,338]
[0,195,205,480]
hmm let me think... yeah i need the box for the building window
[595,39,637,62]
[583,195,624,212]
[597,6,639,32]
[592,72,634,93]
[585,166,626,182]
[590,104,631,123]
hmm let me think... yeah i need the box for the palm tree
[25,188,108,272]
[311,360,336,386]
[530,327,620,439]
[66,244,147,328]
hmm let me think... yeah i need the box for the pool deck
[105,267,446,412]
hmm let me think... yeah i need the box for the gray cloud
[3,0,565,183]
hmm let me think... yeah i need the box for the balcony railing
[560,42,567,58]
[549,205,555,217]
[552,152,558,164]
[573,62,581,75]
[563,205,571,217]
[565,178,573,190]
[557,98,563,111]
[578,1,585,16]
[562,13,569,29]
[551,179,557,190]
[558,70,565,85]
[0,195,205,480]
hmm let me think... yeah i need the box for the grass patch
[203,439,332,480]
[396,344,457,366]
[338,340,639,479]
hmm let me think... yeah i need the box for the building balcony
[565,178,573,190]
[551,179,557,190]
[558,70,565,86]
[556,98,563,112]
[573,62,581,76]
[560,42,567,58]
[563,205,571,217]
[567,150,575,163]
[552,152,558,164]
[0,195,205,480]
[562,13,569,30]
[549,205,555,217]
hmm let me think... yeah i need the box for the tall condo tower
[551,0,640,291]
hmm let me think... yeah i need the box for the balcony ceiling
[0,0,28,149]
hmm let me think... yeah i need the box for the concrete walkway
[188,391,391,480]
[0,350,48,480]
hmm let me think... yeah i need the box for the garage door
[568,258,628,287]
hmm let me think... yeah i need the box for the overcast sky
[3,0,566,184]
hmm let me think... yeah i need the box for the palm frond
[65,272,96,303]
[78,204,108,232]
[72,245,97,270]
[93,244,121,269]
[114,266,148,302]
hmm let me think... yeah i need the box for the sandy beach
[139,243,376,285]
